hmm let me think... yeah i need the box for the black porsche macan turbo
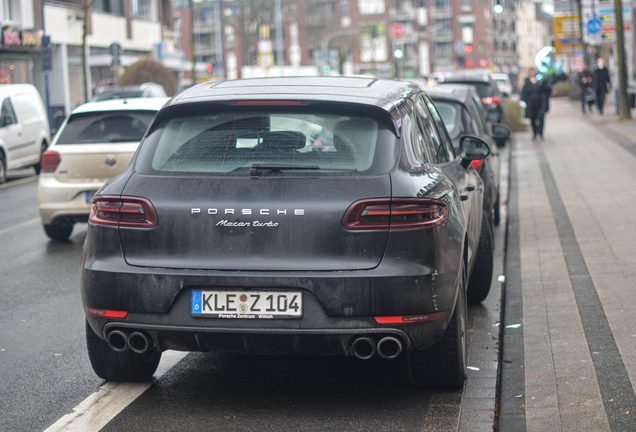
[81,77,493,389]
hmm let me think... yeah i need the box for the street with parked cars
[2,74,636,431]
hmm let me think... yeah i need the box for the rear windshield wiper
[250,164,319,176]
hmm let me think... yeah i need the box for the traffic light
[393,42,404,59]
[206,63,214,74]
[464,44,473,53]
[494,0,503,14]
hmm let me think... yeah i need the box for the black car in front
[81,77,491,389]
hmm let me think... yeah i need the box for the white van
[0,84,51,183]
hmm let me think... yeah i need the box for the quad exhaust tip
[377,337,403,359]
[106,329,130,353]
[106,329,152,354]
[352,337,377,360]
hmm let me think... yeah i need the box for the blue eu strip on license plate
[192,291,203,314]
[85,191,93,203]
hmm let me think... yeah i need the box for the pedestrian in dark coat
[577,63,594,114]
[592,58,611,115]
[520,68,552,140]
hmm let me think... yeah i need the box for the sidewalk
[498,98,636,431]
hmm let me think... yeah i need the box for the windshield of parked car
[432,101,460,139]
[136,107,396,177]
[56,111,156,144]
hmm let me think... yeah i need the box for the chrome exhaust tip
[128,331,151,354]
[352,337,377,360]
[377,337,403,359]
[106,329,130,352]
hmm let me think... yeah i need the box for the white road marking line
[0,218,40,236]
[44,351,188,432]
[0,176,38,190]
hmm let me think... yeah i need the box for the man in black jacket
[592,58,612,115]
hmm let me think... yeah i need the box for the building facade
[1,0,43,85]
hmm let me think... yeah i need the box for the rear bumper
[82,254,459,354]
[37,175,103,224]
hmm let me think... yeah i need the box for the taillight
[230,101,309,105]
[342,199,448,230]
[482,96,502,106]
[84,306,128,318]
[41,151,61,172]
[89,196,158,228]
[375,311,446,324]
[471,159,484,170]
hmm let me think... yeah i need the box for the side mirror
[492,123,510,139]
[460,135,490,169]
[1,115,11,127]
[492,123,510,146]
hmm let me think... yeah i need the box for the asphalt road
[0,167,505,432]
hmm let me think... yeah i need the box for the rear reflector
[471,159,484,170]
[85,306,128,319]
[230,101,309,106]
[342,199,448,230]
[482,96,502,106]
[375,312,446,324]
[89,196,158,228]
[41,151,61,172]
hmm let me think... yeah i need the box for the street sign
[108,42,123,57]
[587,18,602,34]
[388,23,406,39]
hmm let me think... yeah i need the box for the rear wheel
[33,141,48,175]
[0,153,6,184]
[467,215,494,304]
[408,260,467,389]
[43,223,74,241]
[85,320,161,382]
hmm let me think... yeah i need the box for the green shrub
[121,59,177,96]
[552,82,573,98]
[505,99,526,132]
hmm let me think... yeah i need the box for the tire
[408,260,467,389]
[85,320,161,382]
[43,223,74,241]
[467,215,494,304]
[494,192,501,226]
[0,153,6,184]
[33,141,48,175]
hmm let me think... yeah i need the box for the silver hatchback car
[38,97,169,240]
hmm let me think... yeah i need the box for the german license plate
[192,290,302,319]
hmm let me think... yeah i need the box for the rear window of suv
[136,107,397,177]
[56,111,156,144]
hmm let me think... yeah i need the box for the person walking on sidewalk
[592,58,612,115]
[578,63,594,114]
[520,68,552,140]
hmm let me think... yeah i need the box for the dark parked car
[81,77,493,389]
[436,73,509,144]
[426,84,509,228]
